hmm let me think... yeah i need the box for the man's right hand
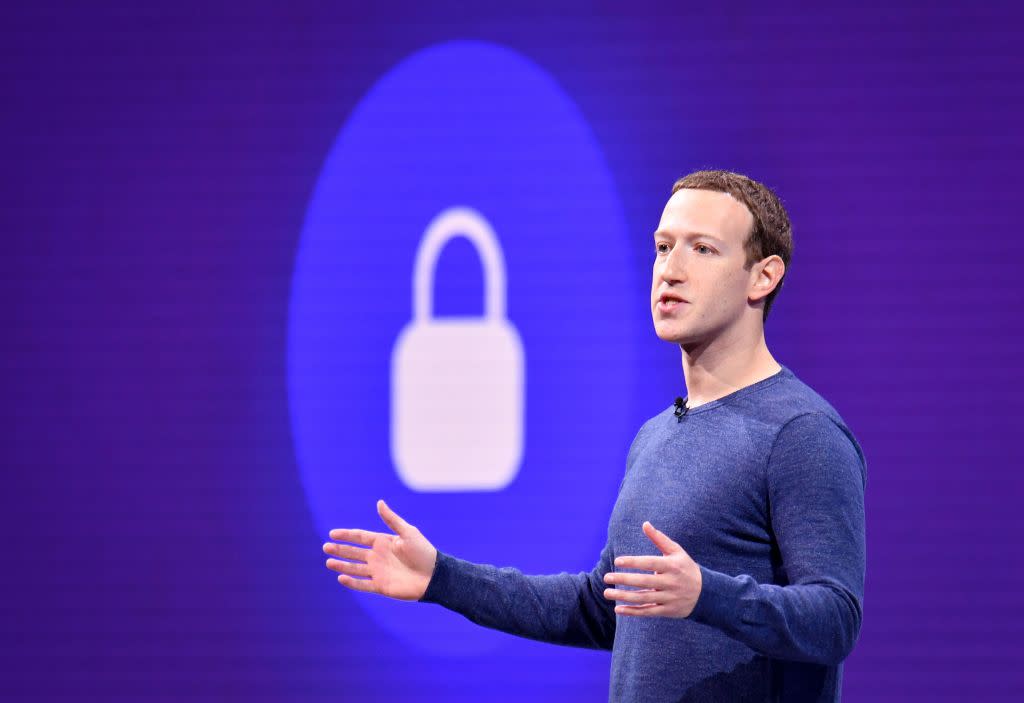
[323,499,438,602]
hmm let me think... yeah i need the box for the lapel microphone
[674,396,689,422]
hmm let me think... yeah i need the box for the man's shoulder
[630,366,849,433]
[626,404,675,452]
[766,369,866,470]
[628,365,865,463]
[765,368,845,422]
[712,366,864,464]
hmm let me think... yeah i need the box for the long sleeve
[415,421,659,651]
[688,411,867,666]
[418,539,617,650]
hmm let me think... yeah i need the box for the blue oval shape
[288,40,642,656]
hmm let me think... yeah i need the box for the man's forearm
[419,549,616,651]
[688,567,862,665]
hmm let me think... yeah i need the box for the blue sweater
[420,365,866,702]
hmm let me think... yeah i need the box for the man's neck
[679,328,782,409]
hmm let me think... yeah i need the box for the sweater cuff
[418,549,457,605]
[688,564,744,629]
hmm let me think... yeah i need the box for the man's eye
[696,244,714,255]
[655,243,669,254]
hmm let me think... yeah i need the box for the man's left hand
[603,521,703,618]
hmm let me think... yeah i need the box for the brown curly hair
[672,170,793,321]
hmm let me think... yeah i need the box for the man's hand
[323,499,438,602]
[603,521,703,618]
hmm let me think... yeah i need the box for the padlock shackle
[414,207,507,322]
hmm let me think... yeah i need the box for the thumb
[643,521,683,555]
[378,499,413,537]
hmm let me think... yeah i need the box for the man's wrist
[688,565,743,628]
[418,549,451,604]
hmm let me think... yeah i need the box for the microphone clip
[674,396,688,422]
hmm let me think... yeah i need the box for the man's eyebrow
[653,229,726,245]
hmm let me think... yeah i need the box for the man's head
[651,169,792,347]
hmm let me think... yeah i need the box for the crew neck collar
[678,365,792,415]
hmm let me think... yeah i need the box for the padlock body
[391,318,525,491]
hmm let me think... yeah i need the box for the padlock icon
[391,206,525,491]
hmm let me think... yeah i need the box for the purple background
[3,2,1022,701]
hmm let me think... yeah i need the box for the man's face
[651,188,759,346]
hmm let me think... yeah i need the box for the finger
[323,542,368,562]
[603,587,664,605]
[377,499,413,538]
[328,528,382,547]
[615,603,666,617]
[337,573,377,593]
[643,521,682,555]
[604,571,661,589]
[326,558,371,578]
[614,555,666,572]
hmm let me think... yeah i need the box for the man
[323,170,867,702]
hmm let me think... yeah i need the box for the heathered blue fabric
[420,365,866,702]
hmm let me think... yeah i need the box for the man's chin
[653,325,693,345]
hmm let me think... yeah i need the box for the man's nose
[659,247,687,284]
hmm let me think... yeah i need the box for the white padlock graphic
[391,206,525,491]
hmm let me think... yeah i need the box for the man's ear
[749,255,786,303]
